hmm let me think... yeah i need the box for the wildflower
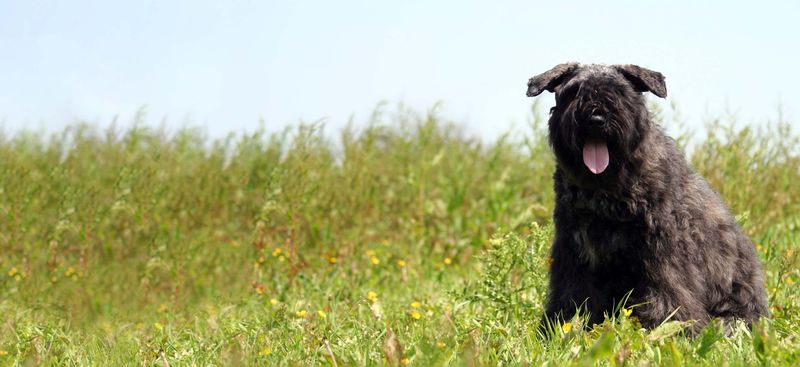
[51,276,58,283]
[0,350,7,357]
[317,310,327,318]
[328,257,337,264]
[270,298,279,306]
[366,250,376,258]
[8,267,18,277]
[436,341,446,348]
[621,307,632,317]
[65,267,76,277]
[258,256,265,264]
[371,256,380,265]
[410,311,422,320]
[259,347,271,356]
[153,322,164,331]
[443,257,452,265]
[410,301,421,309]
[442,303,452,313]
[397,259,406,267]
[278,255,285,262]
[401,357,410,365]
[252,282,266,295]
[561,322,572,333]
[367,291,378,302]
[296,310,308,318]
[272,248,282,257]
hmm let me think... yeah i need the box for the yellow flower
[328,257,337,264]
[153,322,164,331]
[410,301,421,309]
[278,255,285,262]
[443,257,452,265]
[621,308,632,317]
[562,322,572,333]
[259,347,271,356]
[410,311,422,320]
[317,310,327,318]
[366,250,376,257]
[371,257,380,265]
[8,267,18,277]
[401,357,410,365]
[295,310,307,318]
[397,259,406,267]
[436,341,446,348]
[65,267,76,276]
[272,248,282,257]
[270,298,279,306]
[255,287,264,295]
[0,350,7,356]
[367,291,378,302]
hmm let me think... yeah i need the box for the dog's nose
[587,115,605,126]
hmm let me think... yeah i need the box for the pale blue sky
[1,1,798,139]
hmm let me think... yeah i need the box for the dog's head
[527,63,666,188]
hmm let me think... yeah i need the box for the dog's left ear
[614,64,667,98]
[527,62,579,97]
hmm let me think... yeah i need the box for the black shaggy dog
[526,63,768,332]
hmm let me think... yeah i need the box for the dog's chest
[560,189,645,268]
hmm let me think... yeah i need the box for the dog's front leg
[541,235,602,329]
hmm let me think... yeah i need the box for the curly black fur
[527,63,768,332]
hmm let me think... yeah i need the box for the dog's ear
[614,64,667,98]
[527,62,579,97]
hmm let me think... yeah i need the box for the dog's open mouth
[582,140,609,174]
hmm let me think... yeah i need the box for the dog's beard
[582,139,609,174]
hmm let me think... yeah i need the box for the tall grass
[0,105,798,365]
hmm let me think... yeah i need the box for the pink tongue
[582,140,609,174]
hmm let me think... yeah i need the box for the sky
[1,0,798,140]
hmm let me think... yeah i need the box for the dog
[526,63,768,332]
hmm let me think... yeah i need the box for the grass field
[1,105,799,365]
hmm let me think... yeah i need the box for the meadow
[1,104,799,365]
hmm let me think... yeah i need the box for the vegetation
[1,105,799,365]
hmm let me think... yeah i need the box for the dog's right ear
[526,63,579,97]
